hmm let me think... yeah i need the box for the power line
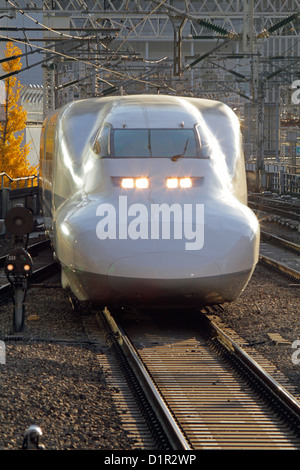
[2,0,177,93]
[0,31,97,65]
[110,0,168,60]
[6,0,108,41]
[0,33,176,93]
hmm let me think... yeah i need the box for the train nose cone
[107,252,223,306]
[107,252,221,280]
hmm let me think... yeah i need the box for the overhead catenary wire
[0,53,55,80]
[110,0,168,60]
[8,1,296,97]
[58,59,170,97]
[5,0,120,53]
[0,30,98,66]
[1,0,203,94]
[0,33,176,93]
[150,0,238,38]
[0,0,177,92]
[6,0,108,41]
[0,33,114,86]
[0,35,98,81]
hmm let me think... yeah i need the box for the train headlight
[166,178,178,188]
[135,177,149,189]
[6,263,14,272]
[179,177,192,188]
[121,178,134,188]
[121,177,149,188]
[167,177,193,188]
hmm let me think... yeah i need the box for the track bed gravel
[0,285,136,450]
[217,263,300,394]
[0,232,299,449]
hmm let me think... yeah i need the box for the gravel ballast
[217,263,300,395]
[0,284,136,450]
[0,227,299,450]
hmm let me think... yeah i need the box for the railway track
[0,232,299,450]
[99,307,300,450]
[249,197,300,223]
[261,230,300,255]
[259,230,300,281]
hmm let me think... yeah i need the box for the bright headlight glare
[180,177,192,188]
[23,264,31,272]
[121,178,134,188]
[135,177,149,189]
[167,178,178,188]
[6,263,14,271]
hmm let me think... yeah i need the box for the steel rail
[107,308,300,449]
[101,307,192,450]
[259,254,300,281]
[202,315,300,432]
[261,230,300,255]
[259,230,300,281]
[249,200,300,222]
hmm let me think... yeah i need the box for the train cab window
[151,129,197,157]
[113,129,150,157]
[92,124,111,157]
[112,128,199,158]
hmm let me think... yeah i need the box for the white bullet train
[39,94,260,309]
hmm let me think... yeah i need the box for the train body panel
[39,94,259,308]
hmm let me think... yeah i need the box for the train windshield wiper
[171,138,189,162]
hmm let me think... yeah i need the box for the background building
[0,1,299,191]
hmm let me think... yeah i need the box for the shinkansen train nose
[55,194,259,306]
[106,212,258,278]
[63,197,259,275]
[107,251,220,279]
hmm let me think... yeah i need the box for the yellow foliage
[0,42,36,184]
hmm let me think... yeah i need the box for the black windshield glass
[113,129,198,158]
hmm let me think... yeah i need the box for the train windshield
[113,129,198,158]
[92,126,211,158]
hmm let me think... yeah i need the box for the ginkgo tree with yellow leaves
[0,42,36,180]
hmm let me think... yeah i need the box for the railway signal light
[4,247,33,334]
[4,206,34,237]
[4,248,33,276]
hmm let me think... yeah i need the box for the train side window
[92,124,111,157]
